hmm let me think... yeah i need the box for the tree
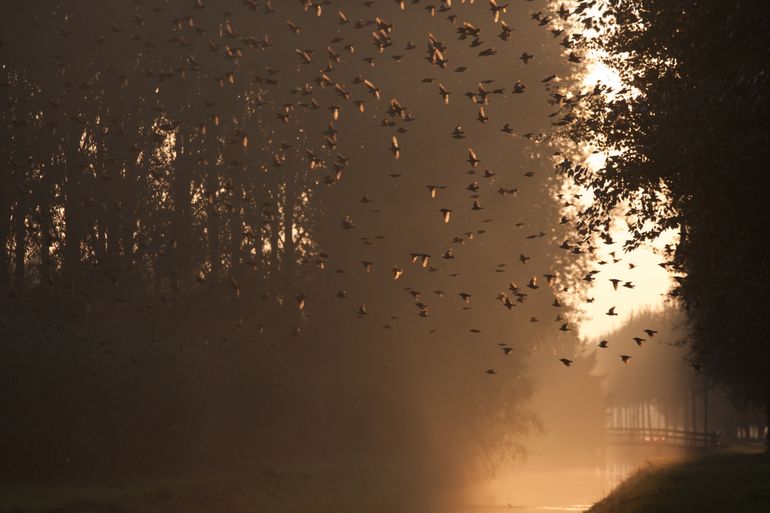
[554,0,770,448]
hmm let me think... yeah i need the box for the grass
[588,447,770,513]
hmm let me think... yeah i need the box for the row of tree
[0,1,339,481]
[0,0,573,486]
[555,0,770,448]
[0,2,320,314]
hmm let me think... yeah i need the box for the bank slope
[589,450,770,513]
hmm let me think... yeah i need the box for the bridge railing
[606,427,721,448]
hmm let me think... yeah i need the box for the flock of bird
[5,0,682,377]
[247,0,665,374]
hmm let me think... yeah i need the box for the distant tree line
[0,3,325,318]
[0,1,331,480]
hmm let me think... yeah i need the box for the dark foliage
[556,0,770,441]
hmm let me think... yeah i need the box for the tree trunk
[282,172,297,298]
[172,130,194,288]
[62,145,83,288]
[120,162,138,277]
[703,374,709,436]
[39,203,54,288]
[94,223,107,267]
[228,170,243,289]
[0,137,10,294]
[13,198,26,297]
[206,165,220,283]
[644,401,652,430]
[765,395,770,455]
[683,392,689,432]
[691,385,697,432]
[0,186,9,294]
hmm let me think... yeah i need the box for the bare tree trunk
[39,201,54,288]
[282,172,297,297]
[120,162,138,277]
[634,404,639,430]
[172,130,194,288]
[92,133,108,270]
[765,393,770,455]
[683,392,689,432]
[0,182,9,294]
[228,169,243,289]
[244,184,263,287]
[644,402,652,430]
[197,131,220,288]
[62,145,83,288]
[703,374,709,437]
[691,381,698,432]
[0,129,10,293]
[94,223,107,266]
[205,166,221,283]
[13,198,26,296]
[269,194,281,297]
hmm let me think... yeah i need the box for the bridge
[606,427,721,448]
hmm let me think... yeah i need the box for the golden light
[551,0,677,341]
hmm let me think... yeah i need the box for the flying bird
[286,20,301,34]
[438,83,451,104]
[427,185,447,198]
[467,148,480,167]
[489,0,509,23]
[390,136,401,158]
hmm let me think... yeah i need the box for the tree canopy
[555,0,770,430]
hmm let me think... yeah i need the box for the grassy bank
[589,447,770,513]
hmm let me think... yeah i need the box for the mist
[1,1,763,512]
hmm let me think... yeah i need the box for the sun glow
[550,0,678,341]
